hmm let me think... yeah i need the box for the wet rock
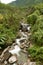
[0,49,3,55]
[0,62,2,65]
[0,47,11,62]
[8,55,17,64]
[23,62,36,65]
[16,37,26,44]
[23,59,36,65]
[12,43,16,46]
[0,56,4,62]
[16,35,21,39]
[29,62,36,65]
[23,63,27,65]
[0,46,10,58]
[20,23,30,32]
[20,44,25,49]
[0,23,31,65]
[19,31,28,38]
[20,40,25,43]
[15,39,20,45]
[22,48,27,53]
[28,55,31,58]
[13,63,17,65]
[27,26,31,31]
[20,42,29,49]
[28,33,31,36]
[25,45,29,48]
[27,42,30,45]
[3,51,11,62]
[4,60,7,65]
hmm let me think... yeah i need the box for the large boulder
[0,47,11,62]
[8,55,17,64]
[0,51,11,62]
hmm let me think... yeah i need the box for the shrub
[28,45,43,61]
[0,4,20,48]
[27,7,43,62]
[27,10,40,25]
[31,16,43,45]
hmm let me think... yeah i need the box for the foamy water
[27,26,31,31]
[9,45,21,56]
[13,63,17,65]
[16,37,26,45]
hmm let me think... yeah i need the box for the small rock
[25,45,29,48]
[8,55,17,63]
[23,60,36,65]
[23,63,27,65]
[0,57,4,62]
[28,55,31,58]
[4,60,7,65]
[0,57,2,61]
[12,43,16,46]
[20,40,25,43]
[22,48,27,53]
[13,63,17,65]
[29,62,36,65]
[20,44,25,49]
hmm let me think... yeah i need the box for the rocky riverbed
[0,23,36,65]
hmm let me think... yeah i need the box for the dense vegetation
[0,3,36,49]
[10,0,43,7]
[0,1,43,64]
[27,4,43,62]
[0,3,21,48]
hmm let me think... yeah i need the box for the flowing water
[0,23,31,65]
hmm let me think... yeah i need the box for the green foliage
[28,45,43,61]
[0,4,20,48]
[0,3,43,62]
[27,4,43,62]
[0,3,35,48]
[31,16,43,45]
[36,62,43,65]
[35,4,43,14]
[27,10,40,25]
[10,0,43,7]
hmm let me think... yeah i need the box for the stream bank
[0,23,36,65]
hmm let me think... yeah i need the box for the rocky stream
[0,23,36,65]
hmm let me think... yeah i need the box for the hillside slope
[0,3,35,48]
[10,0,43,6]
[0,3,20,48]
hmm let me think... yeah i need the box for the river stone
[4,60,7,65]
[13,63,17,65]
[23,60,36,65]
[20,23,30,32]
[29,62,36,65]
[20,44,25,49]
[0,51,11,62]
[22,48,27,53]
[3,51,11,60]
[8,55,17,63]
